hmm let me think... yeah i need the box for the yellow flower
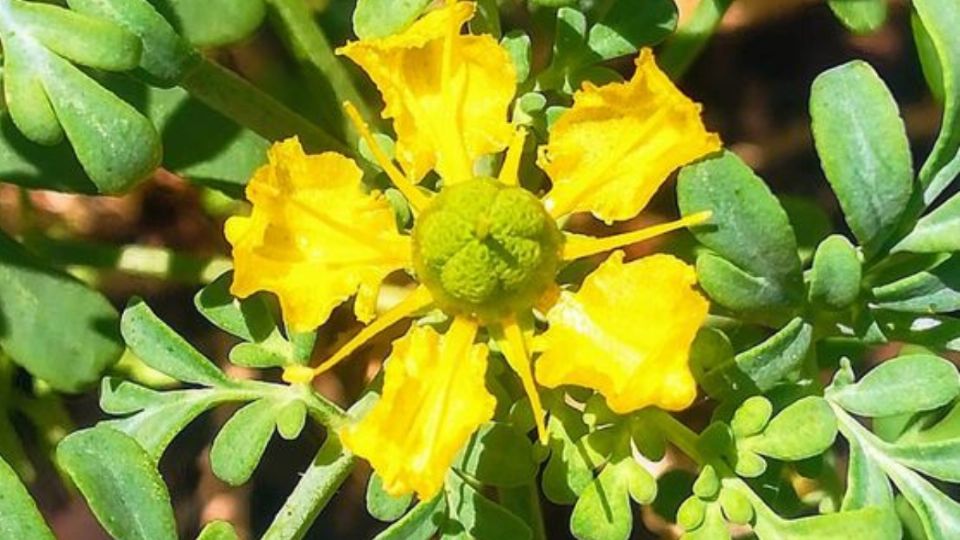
[225,138,410,332]
[227,1,719,500]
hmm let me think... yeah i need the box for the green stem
[261,435,357,540]
[265,0,376,146]
[180,58,352,155]
[498,483,548,540]
[24,235,231,285]
[658,0,735,79]
[646,409,705,465]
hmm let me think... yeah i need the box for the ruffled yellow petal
[225,137,410,332]
[338,2,516,184]
[341,317,495,499]
[539,49,721,223]
[535,252,708,413]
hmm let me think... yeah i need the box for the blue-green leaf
[352,0,430,39]
[810,60,912,251]
[827,0,887,34]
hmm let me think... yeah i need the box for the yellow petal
[338,2,516,184]
[539,49,721,223]
[341,317,495,500]
[535,252,708,413]
[225,137,410,332]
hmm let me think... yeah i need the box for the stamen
[562,211,712,261]
[498,128,527,186]
[343,101,430,212]
[310,285,434,377]
[495,316,548,444]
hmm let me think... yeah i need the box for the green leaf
[678,151,802,292]
[153,0,266,47]
[352,0,431,39]
[742,397,838,461]
[570,459,637,540]
[276,399,306,440]
[374,495,444,540]
[197,521,239,540]
[101,379,224,459]
[829,354,960,417]
[913,0,960,203]
[67,0,197,86]
[810,60,912,251]
[0,0,162,193]
[542,400,595,504]
[695,252,794,313]
[0,456,55,539]
[195,272,278,343]
[895,192,960,253]
[808,235,862,310]
[0,231,122,392]
[443,473,531,539]
[841,431,893,510]
[752,503,900,540]
[835,405,960,540]
[873,254,960,313]
[456,422,537,488]
[586,0,677,60]
[57,426,177,540]
[502,31,532,84]
[366,473,413,522]
[827,0,887,34]
[210,398,279,486]
[912,11,945,103]
[0,77,267,195]
[734,318,813,392]
[781,196,833,264]
[121,298,231,387]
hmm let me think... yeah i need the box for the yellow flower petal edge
[539,49,721,223]
[341,317,495,499]
[225,137,410,332]
[338,2,516,184]
[535,252,708,413]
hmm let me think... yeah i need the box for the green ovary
[412,178,564,320]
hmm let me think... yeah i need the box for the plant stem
[265,0,377,146]
[261,435,357,540]
[498,483,548,540]
[180,57,352,155]
[646,409,705,465]
[659,0,735,79]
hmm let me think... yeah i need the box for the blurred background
[0,0,941,538]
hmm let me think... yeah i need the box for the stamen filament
[306,286,434,378]
[495,316,548,444]
[563,211,712,261]
[343,101,430,212]
[498,128,527,186]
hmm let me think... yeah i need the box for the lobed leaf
[210,398,281,486]
[829,354,960,417]
[443,473,531,540]
[456,422,537,488]
[742,397,838,461]
[586,0,677,61]
[808,235,862,310]
[152,0,266,47]
[121,298,230,387]
[733,318,813,393]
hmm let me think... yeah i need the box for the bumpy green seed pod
[412,178,563,320]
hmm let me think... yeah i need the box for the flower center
[412,178,563,320]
